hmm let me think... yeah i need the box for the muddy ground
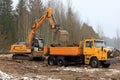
[0,54,120,80]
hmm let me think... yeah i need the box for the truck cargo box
[49,47,82,56]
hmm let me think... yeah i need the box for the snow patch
[20,75,61,80]
[99,78,111,80]
[84,68,100,73]
[105,69,120,76]
[99,78,106,80]
[0,71,61,80]
[109,69,120,73]
[21,77,31,80]
[52,67,100,73]
[62,67,83,72]
[0,71,13,80]
[47,78,61,80]
[52,67,120,76]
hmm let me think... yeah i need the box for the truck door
[84,41,94,55]
[83,40,95,64]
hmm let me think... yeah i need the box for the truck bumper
[104,60,117,64]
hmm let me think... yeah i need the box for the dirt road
[0,54,120,80]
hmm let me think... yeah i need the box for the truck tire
[48,56,55,66]
[90,58,100,68]
[56,56,65,66]
[101,63,110,68]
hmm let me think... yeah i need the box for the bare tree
[96,25,104,38]
[114,28,120,49]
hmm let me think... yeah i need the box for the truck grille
[107,51,114,58]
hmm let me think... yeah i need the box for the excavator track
[12,54,33,60]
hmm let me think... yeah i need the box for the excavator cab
[32,38,44,51]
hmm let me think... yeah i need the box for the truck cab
[82,39,114,68]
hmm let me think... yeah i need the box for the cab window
[86,41,92,48]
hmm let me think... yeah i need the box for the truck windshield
[94,40,105,48]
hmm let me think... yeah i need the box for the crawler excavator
[10,7,68,60]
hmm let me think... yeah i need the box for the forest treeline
[0,0,99,50]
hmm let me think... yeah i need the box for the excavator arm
[27,7,59,49]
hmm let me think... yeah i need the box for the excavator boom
[27,7,58,49]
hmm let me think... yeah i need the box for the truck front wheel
[48,56,55,66]
[101,63,110,68]
[90,58,100,68]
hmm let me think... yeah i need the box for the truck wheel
[90,58,100,68]
[57,57,65,66]
[102,63,110,68]
[48,56,55,66]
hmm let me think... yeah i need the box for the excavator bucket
[58,30,69,42]
[52,30,69,46]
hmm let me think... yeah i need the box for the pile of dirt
[114,49,120,57]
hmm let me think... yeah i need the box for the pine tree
[16,0,28,41]
[0,0,17,50]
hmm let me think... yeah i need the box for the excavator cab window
[38,38,44,51]
[32,38,44,51]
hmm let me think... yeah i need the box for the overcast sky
[12,0,120,38]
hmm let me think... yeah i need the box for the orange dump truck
[45,38,114,68]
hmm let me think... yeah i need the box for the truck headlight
[107,51,114,58]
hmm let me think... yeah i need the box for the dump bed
[49,47,82,56]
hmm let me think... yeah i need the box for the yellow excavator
[10,7,61,60]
